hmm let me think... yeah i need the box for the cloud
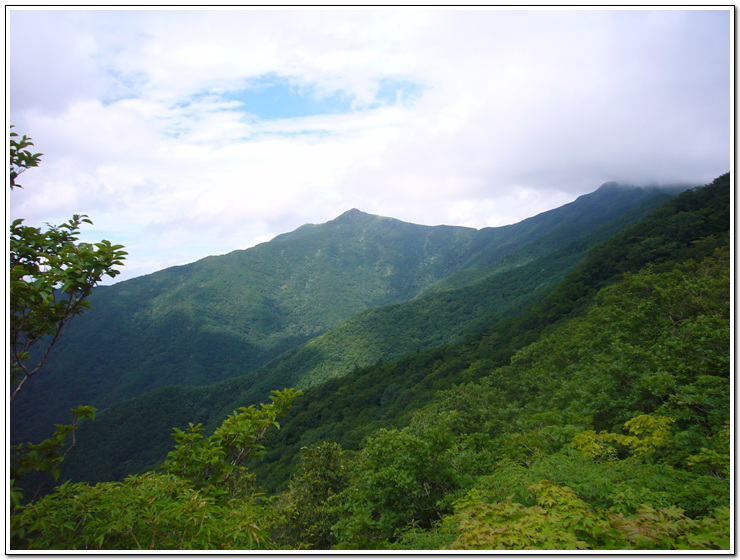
[8,8,731,283]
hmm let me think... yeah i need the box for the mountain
[12,182,681,448]
[18,173,731,551]
[45,177,723,486]
[56,174,729,488]
[209,173,735,491]
[12,209,477,445]
[223,189,674,393]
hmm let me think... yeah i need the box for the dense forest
[10,154,730,549]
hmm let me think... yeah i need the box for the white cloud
[8,8,731,283]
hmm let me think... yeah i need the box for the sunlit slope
[243,189,674,391]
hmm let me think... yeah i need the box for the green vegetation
[234,190,672,391]
[267,246,729,550]
[18,243,729,550]
[12,179,672,448]
[9,128,729,551]
[59,174,728,491]
[9,128,126,511]
[12,389,302,549]
[55,190,678,484]
[9,129,126,403]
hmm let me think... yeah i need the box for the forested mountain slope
[212,190,673,393]
[248,172,731,492]
[23,245,731,551]
[20,173,730,551]
[262,173,729,550]
[12,182,673,446]
[54,175,729,486]
[312,246,730,550]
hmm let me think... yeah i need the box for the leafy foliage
[11,389,302,550]
[14,473,270,550]
[447,480,729,550]
[328,410,492,547]
[10,216,127,401]
[269,442,353,549]
[9,128,125,519]
[9,130,127,403]
[162,389,303,498]
[9,126,42,189]
[10,406,97,511]
[572,414,675,460]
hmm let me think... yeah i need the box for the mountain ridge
[56,173,729,489]
[12,182,684,447]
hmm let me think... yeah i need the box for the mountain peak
[330,208,382,225]
[337,208,369,219]
[597,181,632,191]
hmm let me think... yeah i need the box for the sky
[7,7,732,283]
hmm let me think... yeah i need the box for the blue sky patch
[224,73,424,120]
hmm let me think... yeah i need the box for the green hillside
[314,245,729,550]
[54,176,727,487]
[227,189,673,391]
[10,210,481,445]
[249,172,731,492]
[12,182,672,447]
[212,190,664,398]
[18,173,730,551]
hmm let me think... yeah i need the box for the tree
[9,127,126,512]
[10,126,42,189]
[162,388,304,499]
[12,389,303,550]
[269,442,352,549]
[330,409,491,547]
[9,128,127,402]
[9,216,127,401]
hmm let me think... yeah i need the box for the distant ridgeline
[15,175,729,496]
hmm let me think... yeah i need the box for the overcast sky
[8,7,731,283]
